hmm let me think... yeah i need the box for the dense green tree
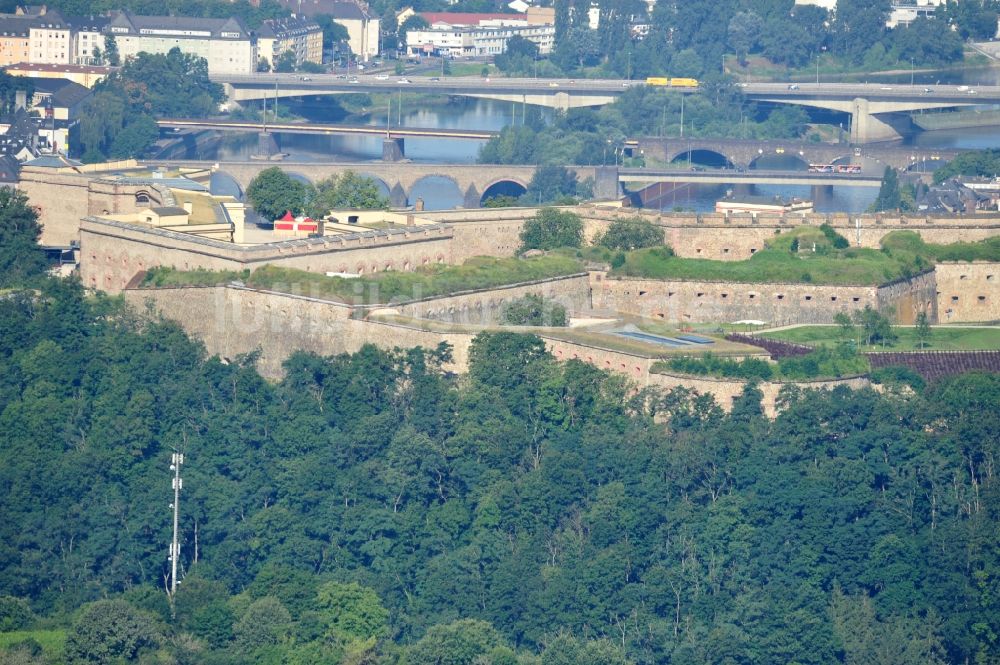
[523,166,583,204]
[247,167,312,222]
[307,170,389,217]
[274,49,297,73]
[518,208,584,251]
[64,599,160,664]
[499,294,568,327]
[234,596,292,651]
[871,166,903,212]
[0,189,46,287]
[404,619,505,665]
[0,596,33,631]
[597,216,664,250]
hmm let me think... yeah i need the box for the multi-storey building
[257,15,322,69]
[406,12,555,57]
[0,16,31,66]
[279,0,379,61]
[104,10,257,75]
[67,15,109,65]
[28,9,71,65]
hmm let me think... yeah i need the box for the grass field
[0,629,66,657]
[611,229,1000,286]
[142,255,585,305]
[761,325,1000,351]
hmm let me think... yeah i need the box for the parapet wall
[590,273,889,325]
[394,273,592,324]
[81,217,455,294]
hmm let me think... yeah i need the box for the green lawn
[142,255,585,305]
[0,629,66,657]
[609,229,1000,286]
[761,325,1000,351]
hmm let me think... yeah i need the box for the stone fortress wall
[591,270,938,325]
[934,262,1000,322]
[125,283,868,416]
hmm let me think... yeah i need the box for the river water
[189,84,1000,212]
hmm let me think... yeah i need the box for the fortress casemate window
[978,296,987,303]
[952,296,960,302]
[988,275,995,281]
[830,296,837,302]
[776,294,785,300]
[804,295,812,301]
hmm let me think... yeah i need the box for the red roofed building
[274,211,320,236]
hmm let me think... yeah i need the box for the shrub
[499,294,568,327]
[519,208,584,251]
[598,217,664,251]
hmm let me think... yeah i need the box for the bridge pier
[256,132,279,159]
[382,137,405,162]
[463,184,481,209]
[812,184,834,203]
[732,183,754,197]
[850,98,917,144]
[389,182,407,208]
[595,166,621,200]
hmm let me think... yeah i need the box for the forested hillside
[2,191,1000,664]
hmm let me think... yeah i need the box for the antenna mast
[168,451,184,597]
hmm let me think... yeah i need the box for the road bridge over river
[212,73,1000,143]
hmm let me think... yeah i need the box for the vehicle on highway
[787,84,799,90]
[398,78,411,83]
[349,77,359,83]
[879,86,892,90]
[429,76,440,81]
[300,76,312,81]
[375,74,389,80]
[968,89,978,94]
[646,77,699,87]
[958,85,970,91]
[549,81,559,87]
[923,87,932,93]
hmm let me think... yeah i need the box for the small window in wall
[723,248,730,254]
[696,248,702,254]
[639,290,647,296]
[668,291,676,297]
[696,292,704,297]
[831,296,838,302]
[852,297,861,302]
[748,293,756,299]
[960,274,968,280]
[978,295,986,302]
[988,274,995,281]
[952,296,959,302]
[135,193,150,204]
[721,293,728,298]
[804,295,812,301]
[348,215,359,224]
[750,248,758,254]
[776,294,785,300]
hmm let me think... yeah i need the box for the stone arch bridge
[636,138,961,171]
[151,160,592,208]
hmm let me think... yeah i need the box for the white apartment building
[67,15,109,65]
[407,15,554,57]
[105,10,257,75]
[257,15,323,69]
[28,9,71,65]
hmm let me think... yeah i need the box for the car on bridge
[787,84,799,90]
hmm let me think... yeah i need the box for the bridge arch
[209,170,244,200]
[480,178,528,205]
[748,152,811,171]
[285,171,313,186]
[409,175,463,210]
[354,172,392,199]
[667,148,736,170]
[904,157,950,173]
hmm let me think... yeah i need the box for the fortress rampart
[590,270,937,325]
[124,283,869,416]
[934,262,1000,322]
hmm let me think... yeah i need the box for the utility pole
[680,93,684,138]
[168,451,184,600]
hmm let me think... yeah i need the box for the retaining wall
[934,262,1000,323]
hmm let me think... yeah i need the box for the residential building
[280,0,379,61]
[104,10,257,75]
[406,13,555,57]
[67,14,109,64]
[28,8,71,65]
[0,16,31,66]
[4,62,111,87]
[30,77,90,152]
[257,15,322,69]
